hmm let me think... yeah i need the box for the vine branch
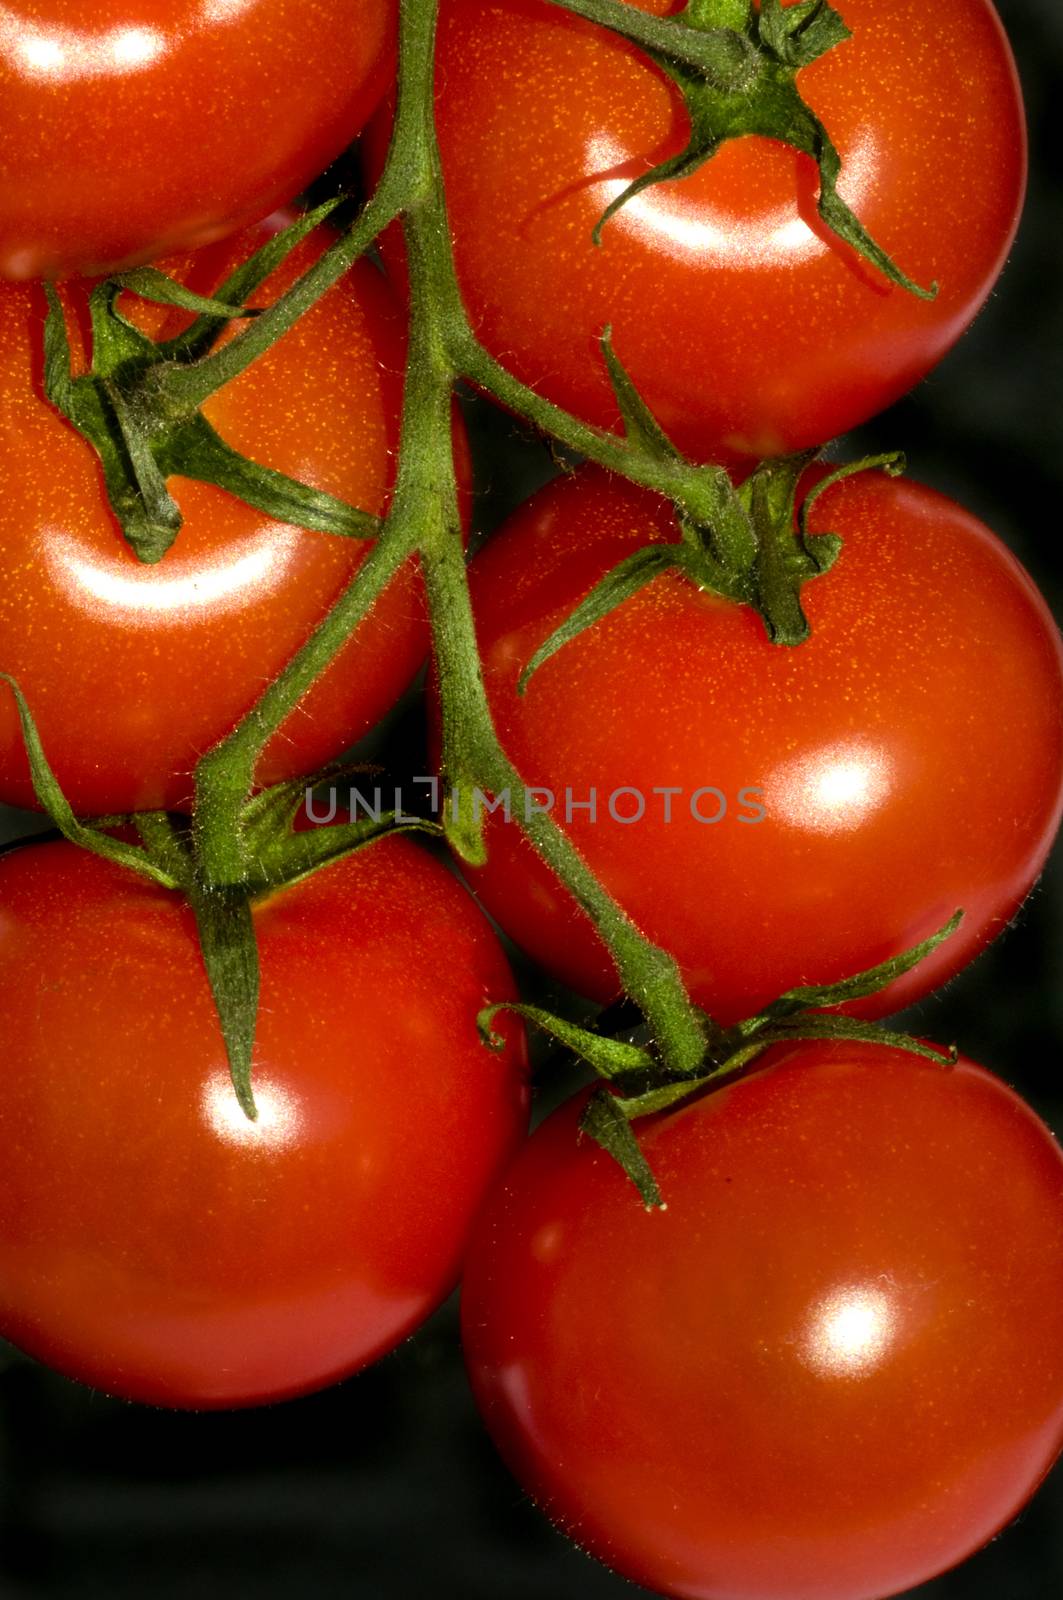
[189,0,711,1078]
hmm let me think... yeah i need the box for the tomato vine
[1,0,1025,1178]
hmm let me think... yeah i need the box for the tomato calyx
[480,909,963,1206]
[577,0,936,299]
[42,202,381,563]
[138,784,442,1120]
[519,411,906,692]
[0,670,440,1119]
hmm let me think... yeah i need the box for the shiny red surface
[463,1045,1063,1600]
[429,0,1026,460]
[0,835,528,1409]
[462,465,1063,1021]
[0,220,421,815]
[0,0,396,280]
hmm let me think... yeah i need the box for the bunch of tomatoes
[1,2,1062,1598]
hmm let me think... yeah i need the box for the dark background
[2,0,1061,1594]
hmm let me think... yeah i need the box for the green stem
[543,0,756,85]
[457,332,747,516]
[456,336,644,470]
[154,0,445,414]
[189,0,711,1079]
[193,527,416,884]
[399,62,709,1073]
[158,189,401,413]
[422,529,708,1076]
[192,0,444,884]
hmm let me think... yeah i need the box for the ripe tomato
[463,1043,1063,1600]
[0,834,528,1409]
[459,465,1063,1022]
[424,0,1025,460]
[0,219,422,817]
[0,1,396,281]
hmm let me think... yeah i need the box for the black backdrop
[2,0,1061,1594]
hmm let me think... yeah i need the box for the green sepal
[518,546,678,693]
[161,414,381,543]
[188,813,444,1117]
[86,278,160,371]
[518,446,860,691]
[580,1087,663,1208]
[239,775,330,861]
[575,1017,957,1205]
[514,333,869,672]
[156,197,345,365]
[597,1018,957,1130]
[676,476,759,582]
[597,1074,715,1123]
[42,198,376,563]
[513,331,754,685]
[757,0,849,69]
[42,283,79,411]
[45,284,181,564]
[553,906,964,1201]
[741,909,964,1027]
[0,673,178,890]
[236,766,441,891]
[238,761,387,861]
[798,451,906,538]
[593,0,935,299]
[736,452,840,644]
[102,375,184,552]
[248,813,441,894]
[133,811,195,887]
[478,1000,654,1079]
[600,325,682,460]
[189,882,260,1120]
[110,268,263,322]
[738,1016,960,1066]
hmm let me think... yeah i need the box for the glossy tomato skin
[460,466,1063,1021]
[0,835,528,1409]
[423,0,1025,460]
[0,220,424,816]
[463,1045,1063,1600]
[0,1,396,281]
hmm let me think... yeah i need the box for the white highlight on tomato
[804,1284,898,1377]
[42,526,303,623]
[766,738,894,835]
[0,14,168,79]
[582,127,878,267]
[203,1074,303,1150]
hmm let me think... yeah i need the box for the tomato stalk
[421,538,710,1079]
[17,0,957,1107]
[482,911,964,1206]
[192,0,711,1083]
[544,0,759,86]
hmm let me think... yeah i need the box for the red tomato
[458,465,1063,1022]
[422,0,1025,460]
[0,1,396,281]
[0,834,528,1408]
[0,220,423,816]
[463,1043,1063,1600]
